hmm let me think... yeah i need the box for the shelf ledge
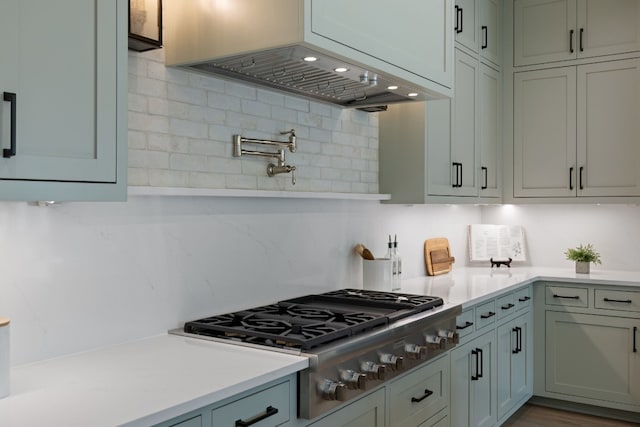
[127,186,391,201]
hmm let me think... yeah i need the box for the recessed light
[387,85,399,90]
[407,92,419,97]
[334,67,349,73]
[303,56,318,62]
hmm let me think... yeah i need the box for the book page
[468,224,526,262]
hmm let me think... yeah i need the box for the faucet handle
[280,129,296,152]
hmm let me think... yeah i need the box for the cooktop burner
[183,289,444,350]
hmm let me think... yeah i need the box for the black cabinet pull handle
[3,92,17,158]
[570,29,574,53]
[634,326,638,353]
[480,311,496,319]
[456,321,474,330]
[471,349,479,380]
[553,294,580,300]
[459,7,464,34]
[235,406,279,427]
[411,388,434,403]
[482,26,488,49]
[481,166,488,190]
[477,348,484,378]
[511,327,520,354]
[501,303,515,311]
[455,6,461,33]
[458,162,463,188]
[580,28,584,52]
[517,326,523,353]
[452,162,463,188]
[569,166,574,190]
[604,298,632,304]
[579,166,584,190]
[518,296,531,302]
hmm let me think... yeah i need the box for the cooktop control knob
[438,329,459,345]
[361,361,386,380]
[318,379,347,401]
[380,353,404,371]
[340,369,367,390]
[404,343,426,360]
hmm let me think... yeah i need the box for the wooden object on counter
[355,243,376,260]
[424,238,455,276]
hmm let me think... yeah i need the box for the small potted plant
[564,243,601,274]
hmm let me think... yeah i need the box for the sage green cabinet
[450,329,497,427]
[0,0,127,201]
[496,311,533,421]
[514,0,640,67]
[545,311,640,407]
[307,388,385,427]
[455,0,502,68]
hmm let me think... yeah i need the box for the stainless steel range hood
[164,0,452,108]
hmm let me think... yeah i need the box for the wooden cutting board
[424,238,455,276]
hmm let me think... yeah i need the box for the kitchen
[1,0,640,426]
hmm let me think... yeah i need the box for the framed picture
[128,0,162,52]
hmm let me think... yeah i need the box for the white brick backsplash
[128,50,379,194]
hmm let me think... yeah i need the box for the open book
[468,224,526,262]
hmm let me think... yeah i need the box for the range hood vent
[187,47,425,108]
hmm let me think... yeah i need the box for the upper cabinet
[513,59,640,198]
[0,0,127,201]
[514,0,640,67]
[165,0,454,106]
[456,0,502,67]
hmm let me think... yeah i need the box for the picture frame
[128,0,162,52]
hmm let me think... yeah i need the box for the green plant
[564,243,602,264]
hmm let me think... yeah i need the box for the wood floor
[502,404,640,426]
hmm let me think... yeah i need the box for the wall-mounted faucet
[232,129,297,185]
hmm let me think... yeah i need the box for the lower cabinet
[545,311,640,406]
[450,329,497,427]
[307,388,385,427]
[534,282,640,414]
[496,311,533,421]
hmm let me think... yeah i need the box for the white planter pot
[575,261,590,274]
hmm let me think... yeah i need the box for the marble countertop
[0,334,308,427]
[0,267,638,426]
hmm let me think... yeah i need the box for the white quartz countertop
[1,267,638,427]
[399,266,640,309]
[0,334,308,427]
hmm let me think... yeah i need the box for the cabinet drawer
[475,300,497,330]
[387,355,449,427]
[211,380,290,426]
[594,289,640,313]
[496,292,516,320]
[514,286,532,311]
[545,285,589,308]
[455,309,476,339]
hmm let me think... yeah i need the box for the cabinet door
[497,313,533,420]
[0,0,118,184]
[307,388,385,427]
[513,67,577,197]
[479,0,501,67]
[456,0,479,52]
[576,59,640,197]
[478,63,501,198]
[310,0,453,88]
[514,0,577,66]
[546,311,640,405]
[577,0,640,59]
[450,330,497,427]
[451,49,479,196]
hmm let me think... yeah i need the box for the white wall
[481,204,640,271]
[0,198,479,366]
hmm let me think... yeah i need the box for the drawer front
[455,309,476,339]
[496,292,516,320]
[211,380,290,427]
[545,285,589,308]
[387,355,449,427]
[169,416,201,427]
[594,289,640,313]
[514,286,532,311]
[475,300,497,330]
